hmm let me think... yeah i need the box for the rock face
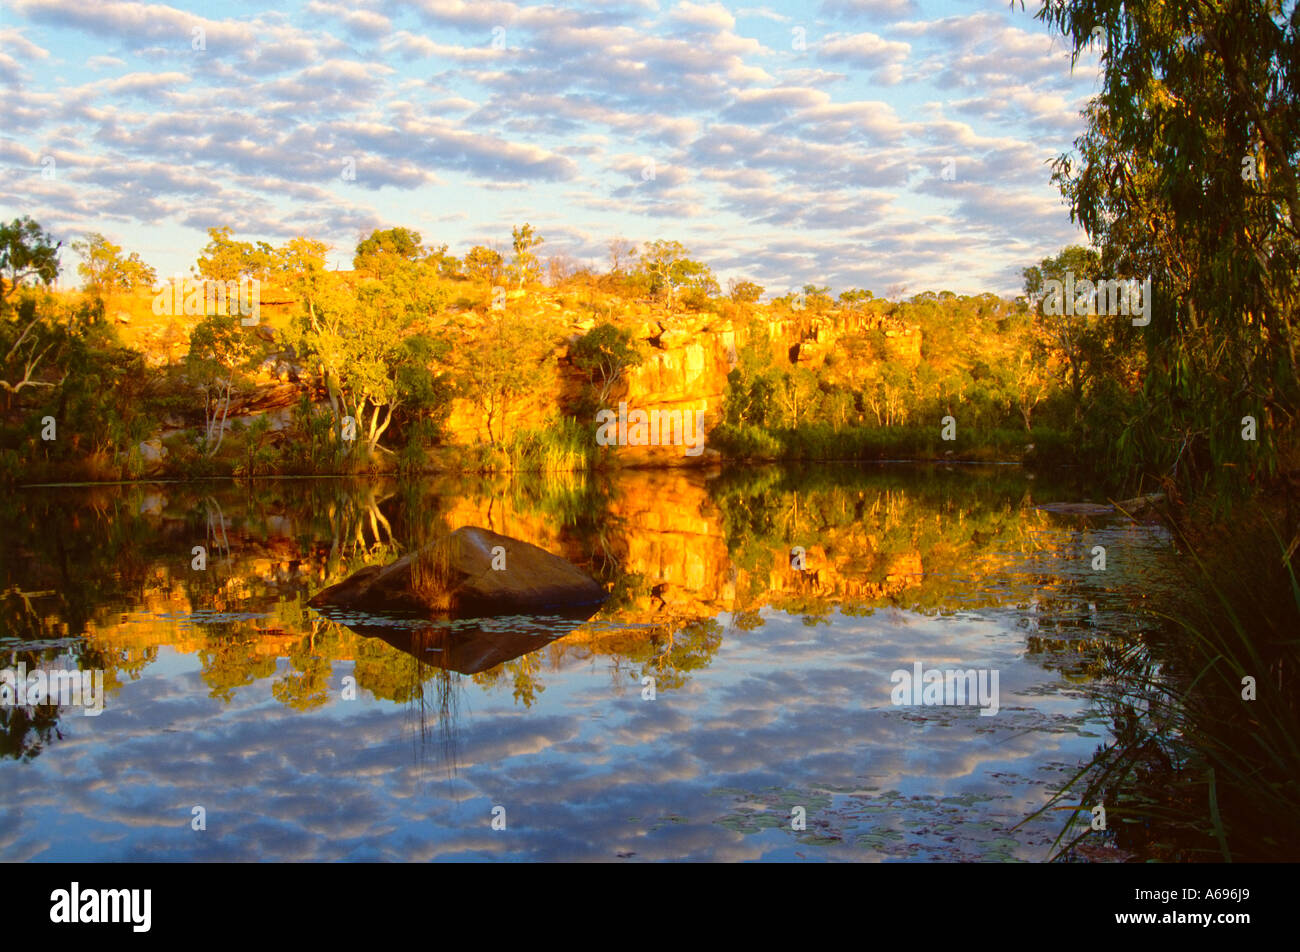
[307,525,607,617]
[437,300,921,463]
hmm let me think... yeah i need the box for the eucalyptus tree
[1023,0,1300,487]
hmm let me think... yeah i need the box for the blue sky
[1,0,1103,297]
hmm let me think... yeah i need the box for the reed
[1026,513,1300,861]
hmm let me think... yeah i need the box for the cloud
[818,31,910,69]
[305,0,392,39]
[0,27,50,61]
[2,0,1099,295]
[820,0,920,21]
[104,71,190,96]
[669,1,736,32]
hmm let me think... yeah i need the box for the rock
[1035,494,1165,518]
[138,439,167,474]
[1116,492,1165,513]
[1034,502,1117,515]
[307,526,607,617]
[658,327,692,349]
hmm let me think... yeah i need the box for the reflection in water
[325,610,601,677]
[0,465,1180,860]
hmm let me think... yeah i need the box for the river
[0,463,1181,861]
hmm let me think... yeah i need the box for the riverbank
[6,416,1083,486]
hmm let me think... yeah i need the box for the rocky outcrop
[107,281,921,464]
[438,302,919,464]
[307,525,607,616]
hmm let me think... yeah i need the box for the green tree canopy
[1025,0,1300,487]
[463,246,505,285]
[570,322,644,407]
[638,240,716,309]
[509,223,544,288]
[728,279,764,303]
[353,227,425,271]
[72,233,157,301]
[194,227,275,282]
[0,217,61,302]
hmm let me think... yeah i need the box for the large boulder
[307,526,607,617]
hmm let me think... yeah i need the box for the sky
[0,0,1104,298]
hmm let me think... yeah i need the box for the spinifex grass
[1023,515,1300,861]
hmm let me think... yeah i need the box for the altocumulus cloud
[3,0,1097,295]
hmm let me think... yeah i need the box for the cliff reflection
[0,463,1159,756]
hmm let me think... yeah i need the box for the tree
[450,309,554,445]
[0,217,61,302]
[195,227,273,282]
[185,314,257,457]
[425,243,462,279]
[546,254,576,286]
[1,296,67,399]
[353,227,424,271]
[72,233,156,303]
[1026,0,1300,485]
[839,288,873,309]
[638,240,715,310]
[284,254,446,458]
[608,237,637,274]
[463,246,504,285]
[0,219,68,401]
[773,367,819,427]
[570,322,643,407]
[728,279,764,303]
[801,284,833,313]
[1023,245,1102,417]
[508,223,544,288]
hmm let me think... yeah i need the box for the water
[0,464,1181,861]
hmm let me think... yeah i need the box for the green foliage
[569,322,643,410]
[1027,0,1300,493]
[353,226,424,268]
[450,308,556,445]
[508,223,544,288]
[185,313,261,458]
[194,226,276,282]
[728,279,764,303]
[501,417,596,472]
[72,233,156,301]
[637,240,717,308]
[463,246,504,285]
[0,217,61,303]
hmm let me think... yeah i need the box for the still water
[0,464,1180,861]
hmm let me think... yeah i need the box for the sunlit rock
[307,525,607,616]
